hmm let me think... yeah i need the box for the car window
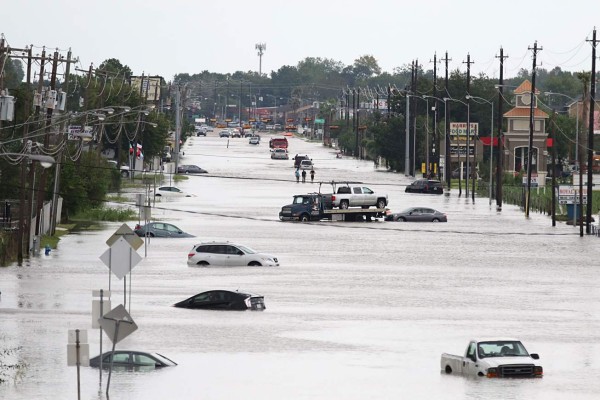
[353,187,362,194]
[105,352,130,363]
[196,245,210,253]
[166,224,179,232]
[193,292,212,303]
[214,245,229,254]
[362,187,373,194]
[133,354,156,366]
[423,208,434,214]
[226,245,241,255]
[154,223,165,230]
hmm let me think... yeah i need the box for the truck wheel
[445,365,452,374]
[376,199,386,208]
[300,214,310,222]
[340,200,349,209]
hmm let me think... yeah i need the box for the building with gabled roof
[502,79,549,186]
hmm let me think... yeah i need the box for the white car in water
[152,186,193,197]
[187,242,279,267]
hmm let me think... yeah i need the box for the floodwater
[1,132,599,400]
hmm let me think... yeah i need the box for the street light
[423,95,447,180]
[445,97,471,198]
[466,95,494,206]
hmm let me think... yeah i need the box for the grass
[71,206,137,222]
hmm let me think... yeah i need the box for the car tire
[248,261,262,266]
[432,218,440,222]
[148,232,155,237]
[398,217,406,222]
[340,200,349,209]
[121,171,129,178]
[197,261,209,266]
[300,214,310,222]
[155,193,162,197]
[376,199,386,208]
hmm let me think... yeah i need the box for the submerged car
[249,136,260,145]
[271,148,289,159]
[89,351,177,369]
[385,207,447,222]
[219,130,231,138]
[177,164,208,174]
[187,242,279,267]
[405,179,444,194]
[173,290,265,310]
[134,222,193,238]
[153,186,192,197]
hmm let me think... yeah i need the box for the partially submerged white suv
[187,242,279,267]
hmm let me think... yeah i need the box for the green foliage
[71,206,136,222]
[55,151,112,218]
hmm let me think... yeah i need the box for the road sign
[314,118,325,124]
[100,237,142,280]
[99,305,138,344]
[67,329,89,367]
[106,223,143,250]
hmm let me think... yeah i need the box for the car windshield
[478,341,529,358]
[236,245,256,254]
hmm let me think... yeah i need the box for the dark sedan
[385,207,447,222]
[89,351,177,370]
[134,222,194,238]
[405,179,444,194]
[177,164,208,174]
[173,290,265,311]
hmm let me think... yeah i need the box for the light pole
[445,97,470,198]
[423,95,447,180]
[467,95,494,205]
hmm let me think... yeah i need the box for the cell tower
[255,43,266,75]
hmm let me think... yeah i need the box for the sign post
[99,305,138,396]
[92,289,111,387]
[67,329,89,400]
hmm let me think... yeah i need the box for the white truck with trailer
[440,339,543,378]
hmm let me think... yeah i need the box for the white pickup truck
[441,339,543,378]
[330,184,388,209]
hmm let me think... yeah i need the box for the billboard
[450,122,479,137]
[131,76,162,102]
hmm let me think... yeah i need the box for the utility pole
[585,28,598,234]
[496,47,508,211]
[50,49,74,235]
[356,88,360,158]
[174,85,181,174]
[441,51,451,188]
[463,54,474,200]
[431,52,440,177]
[525,41,542,218]
[255,43,266,75]
[551,110,557,227]
[412,60,418,177]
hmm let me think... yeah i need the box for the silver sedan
[385,207,447,222]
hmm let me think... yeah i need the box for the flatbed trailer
[279,192,386,222]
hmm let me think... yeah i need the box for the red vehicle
[269,137,288,149]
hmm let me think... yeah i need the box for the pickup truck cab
[441,339,543,378]
[331,184,387,209]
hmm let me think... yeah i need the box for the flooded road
[1,132,600,399]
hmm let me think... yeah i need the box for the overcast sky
[3,0,600,81]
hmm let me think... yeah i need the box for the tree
[353,55,381,81]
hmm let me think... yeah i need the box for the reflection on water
[1,134,600,399]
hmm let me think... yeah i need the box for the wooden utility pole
[496,47,508,211]
[441,51,451,188]
[585,28,598,234]
[463,54,474,200]
[411,60,418,177]
[526,41,542,218]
